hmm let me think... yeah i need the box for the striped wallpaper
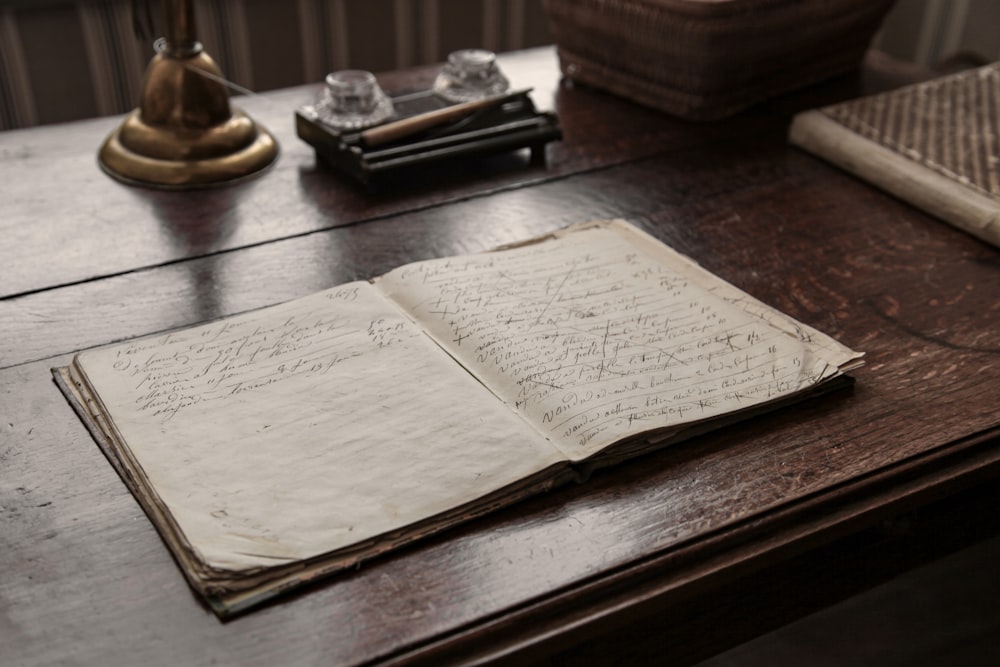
[0,0,552,130]
[875,0,1000,70]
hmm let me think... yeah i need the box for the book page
[379,220,861,461]
[73,281,563,572]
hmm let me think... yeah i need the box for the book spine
[789,110,1000,248]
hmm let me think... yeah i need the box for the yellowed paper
[379,220,861,460]
[74,281,563,572]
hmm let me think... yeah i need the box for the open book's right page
[378,220,863,461]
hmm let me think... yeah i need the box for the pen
[360,88,533,147]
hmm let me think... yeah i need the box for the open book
[55,219,863,617]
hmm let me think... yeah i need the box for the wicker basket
[541,0,896,120]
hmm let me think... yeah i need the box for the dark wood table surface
[3,47,999,667]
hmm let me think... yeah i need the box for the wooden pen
[360,88,533,147]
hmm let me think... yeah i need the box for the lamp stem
[164,0,199,56]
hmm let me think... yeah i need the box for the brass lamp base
[98,38,278,189]
[99,108,278,189]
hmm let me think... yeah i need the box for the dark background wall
[0,0,553,130]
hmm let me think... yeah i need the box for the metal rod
[163,0,199,56]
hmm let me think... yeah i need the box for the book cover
[789,62,1000,247]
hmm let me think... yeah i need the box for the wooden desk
[3,48,999,666]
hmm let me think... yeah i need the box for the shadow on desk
[697,534,1000,667]
[547,481,1000,667]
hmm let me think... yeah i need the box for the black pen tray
[295,89,561,188]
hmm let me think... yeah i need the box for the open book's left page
[63,281,564,597]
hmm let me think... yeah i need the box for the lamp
[98,0,278,188]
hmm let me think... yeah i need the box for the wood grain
[0,48,773,300]
[4,134,997,368]
[3,47,998,667]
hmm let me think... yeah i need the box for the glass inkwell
[310,70,394,131]
[433,49,510,102]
